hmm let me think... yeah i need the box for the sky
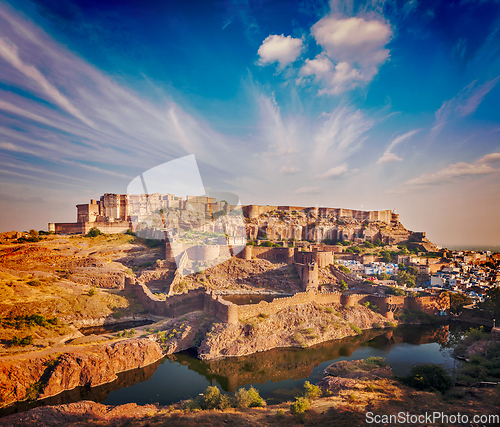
[0,0,499,248]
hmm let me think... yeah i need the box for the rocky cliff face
[244,208,433,247]
[0,338,163,408]
[198,302,394,360]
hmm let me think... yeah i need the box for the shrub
[202,386,221,409]
[303,381,321,400]
[401,364,453,394]
[385,286,406,296]
[247,386,265,407]
[276,408,286,418]
[201,386,229,410]
[339,280,348,291]
[338,265,351,274]
[27,280,42,287]
[174,281,188,293]
[349,323,362,334]
[234,387,252,408]
[88,286,96,296]
[365,357,387,367]
[290,396,310,416]
[85,227,102,238]
[11,335,33,347]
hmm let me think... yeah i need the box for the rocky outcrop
[198,302,394,360]
[0,401,159,427]
[0,338,163,408]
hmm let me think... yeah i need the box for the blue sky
[0,0,499,247]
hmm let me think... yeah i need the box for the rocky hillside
[198,302,394,360]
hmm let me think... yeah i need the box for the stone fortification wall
[49,222,85,235]
[126,277,449,325]
[50,221,131,235]
[236,246,294,263]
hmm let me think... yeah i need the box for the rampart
[126,277,449,325]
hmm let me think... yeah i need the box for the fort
[49,193,447,328]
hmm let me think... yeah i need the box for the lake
[0,322,471,417]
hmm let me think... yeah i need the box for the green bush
[290,396,310,416]
[11,335,33,347]
[85,227,102,238]
[202,386,221,409]
[348,323,362,334]
[247,386,265,407]
[234,387,252,408]
[27,280,42,287]
[385,286,406,296]
[303,381,321,399]
[401,364,453,394]
[201,386,230,410]
[338,265,351,274]
[365,357,387,367]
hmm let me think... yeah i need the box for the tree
[385,286,406,296]
[397,270,416,288]
[480,286,500,319]
[381,251,393,263]
[448,292,473,315]
[406,266,419,276]
[340,280,348,291]
[401,364,453,394]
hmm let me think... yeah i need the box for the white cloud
[280,165,301,174]
[312,16,391,65]
[294,186,321,195]
[377,152,402,164]
[317,163,348,178]
[301,15,392,94]
[397,152,500,190]
[257,34,303,68]
[377,129,419,164]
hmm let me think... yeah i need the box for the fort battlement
[125,277,449,324]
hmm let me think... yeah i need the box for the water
[1,323,468,417]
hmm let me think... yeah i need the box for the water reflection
[1,323,462,417]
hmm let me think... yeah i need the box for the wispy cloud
[294,186,321,195]
[377,129,419,164]
[317,163,348,178]
[431,77,499,138]
[392,152,500,191]
[0,4,245,189]
[280,165,301,175]
[0,37,94,128]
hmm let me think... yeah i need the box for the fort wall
[126,275,448,325]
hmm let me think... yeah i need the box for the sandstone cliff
[198,302,394,360]
[0,338,163,408]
